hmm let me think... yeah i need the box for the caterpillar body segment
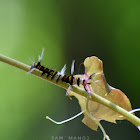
[29,49,92,97]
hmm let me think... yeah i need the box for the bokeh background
[0,0,140,140]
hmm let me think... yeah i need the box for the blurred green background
[0,0,140,140]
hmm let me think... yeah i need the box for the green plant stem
[0,54,140,127]
[86,96,110,140]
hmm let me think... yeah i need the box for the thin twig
[0,54,140,127]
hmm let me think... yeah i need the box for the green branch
[0,54,140,128]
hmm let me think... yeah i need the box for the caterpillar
[29,49,93,97]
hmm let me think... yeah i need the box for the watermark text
[51,135,90,140]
